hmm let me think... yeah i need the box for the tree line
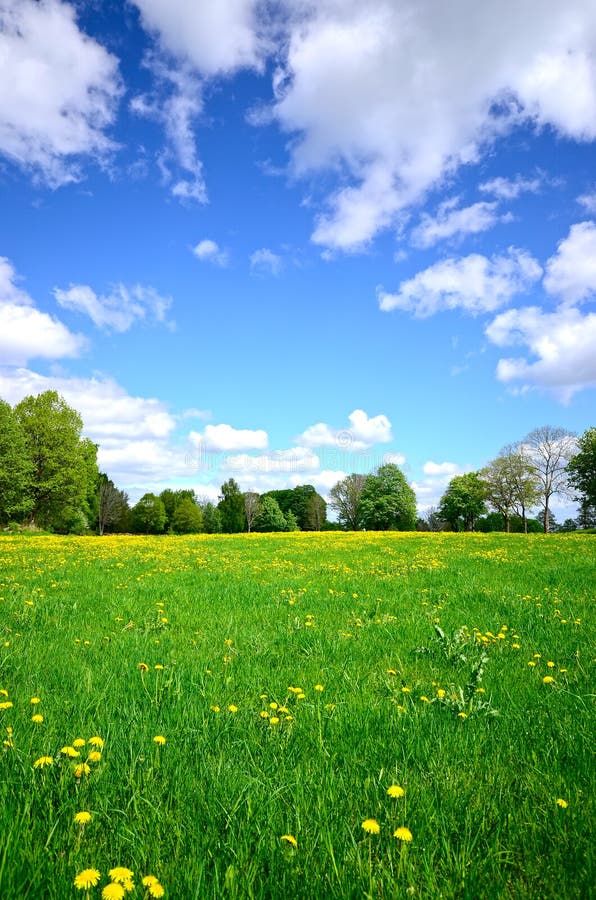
[0,391,594,534]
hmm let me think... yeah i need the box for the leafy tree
[263,485,326,530]
[218,479,246,533]
[132,493,167,534]
[566,427,596,510]
[359,463,417,531]
[305,492,326,530]
[285,509,299,531]
[480,455,525,533]
[159,489,197,531]
[497,444,541,533]
[423,506,446,532]
[200,501,222,534]
[254,496,287,532]
[439,473,486,531]
[523,426,577,533]
[15,391,95,530]
[575,499,596,529]
[0,399,33,524]
[328,473,366,530]
[244,492,260,533]
[98,475,128,535]
[171,498,203,533]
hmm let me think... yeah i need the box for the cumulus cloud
[486,305,596,400]
[54,283,173,333]
[226,447,320,474]
[250,248,283,275]
[543,221,596,304]
[378,248,542,317]
[423,461,460,476]
[192,239,229,266]
[268,0,596,250]
[479,174,543,200]
[411,198,502,248]
[299,409,392,451]
[0,0,121,186]
[0,257,85,364]
[189,423,268,453]
[577,190,596,213]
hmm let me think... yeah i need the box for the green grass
[0,532,594,899]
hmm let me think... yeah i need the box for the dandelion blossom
[33,756,53,768]
[556,798,568,808]
[61,746,80,758]
[102,884,125,900]
[138,662,149,673]
[543,676,555,684]
[87,751,102,763]
[109,867,134,883]
[0,701,13,710]
[281,834,298,848]
[73,738,86,748]
[387,785,405,798]
[30,697,41,704]
[394,827,413,842]
[314,684,324,692]
[148,884,164,899]
[88,736,104,748]
[361,819,380,835]
[142,876,158,887]
[74,869,101,890]
[74,811,92,825]
[31,714,43,723]
[74,763,91,778]
[228,705,238,714]
[153,735,166,745]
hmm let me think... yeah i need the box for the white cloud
[577,190,596,213]
[0,257,85,364]
[411,198,501,248]
[190,423,268,453]
[486,305,596,400]
[379,248,542,317]
[250,248,283,275]
[131,0,262,76]
[423,461,460,476]
[268,0,596,250]
[383,452,406,467]
[54,283,173,333]
[192,239,229,266]
[0,0,121,186]
[300,409,392,451]
[479,174,542,200]
[226,447,320,474]
[543,221,596,304]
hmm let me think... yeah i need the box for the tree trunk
[505,513,510,533]
[544,499,550,534]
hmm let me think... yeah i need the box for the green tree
[132,493,167,534]
[359,463,417,531]
[523,426,577,533]
[200,501,222,534]
[305,492,326,530]
[171,497,203,533]
[254,496,287,532]
[285,509,299,531]
[566,427,596,510]
[328,473,366,530]
[159,489,197,531]
[480,456,522,533]
[98,475,129,535]
[15,391,94,530]
[439,473,486,531]
[498,444,541,533]
[0,399,33,524]
[218,479,246,533]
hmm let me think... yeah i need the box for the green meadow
[0,532,593,899]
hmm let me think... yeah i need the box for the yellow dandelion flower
[31,714,43,723]
[153,735,166,745]
[0,701,13,710]
[419,696,430,703]
[361,818,380,834]
[387,785,405,798]
[260,710,269,719]
[394,827,413,842]
[73,738,86,748]
[87,750,102,763]
[102,884,125,900]
[269,702,278,710]
[142,876,158,887]
[269,716,280,725]
[154,664,164,671]
[74,763,91,778]
[74,811,92,825]
[556,798,568,808]
[33,756,53,768]
[210,705,220,712]
[436,689,446,698]
[278,706,289,714]
[74,868,101,890]
[281,834,298,848]
[458,712,467,719]
[547,661,555,668]
[543,676,555,684]
[30,697,41,704]
[314,684,324,691]
[527,661,536,667]
[512,643,521,649]
[109,867,134,883]
[0,690,8,697]
[61,746,80,758]
[148,884,164,899]
[138,662,149,673]
[296,693,306,700]
[228,705,238,713]
[401,686,410,694]
[88,736,104,748]
[121,879,135,893]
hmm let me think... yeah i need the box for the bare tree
[98,478,128,535]
[244,491,260,533]
[482,445,541,533]
[522,426,577,533]
[328,473,367,530]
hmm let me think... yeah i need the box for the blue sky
[1,0,595,518]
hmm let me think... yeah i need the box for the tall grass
[0,533,593,898]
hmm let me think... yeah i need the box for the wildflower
[73,738,86,748]
[556,798,568,808]
[0,701,13,710]
[281,834,298,848]
[31,697,41,704]
[458,712,467,719]
[31,714,43,723]
[74,763,91,778]
[154,664,164,671]
[269,716,280,725]
[148,884,164,899]
[387,785,405,798]
[436,689,446,698]
[153,735,166,745]
[142,876,158,887]
[138,662,149,673]
[74,869,101,890]
[61,746,80,758]
[527,661,536,667]
[361,819,380,834]
[314,684,324,691]
[102,885,125,900]
[296,693,306,700]
[260,711,269,719]
[210,705,220,712]
[33,756,53,768]
[228,705,238,713]
[269,702,278,710]
[394,827,413,842]
[543,676,555,684]
[74,811,92,825]
[419,696,430,703]
[401,686,410,694]
[87,750,102,763]
[88,736,104,748]
[109,867,134,883]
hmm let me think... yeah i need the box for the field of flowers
[0,532,593,899]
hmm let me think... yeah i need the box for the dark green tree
[438,473,486,531]
[254,496,287,532]
[0,399,33,524]
[98,475,129,535]
[218,479,246,533]
[566,427,596,510]
[285,509,299,531]
[132,493,167,534]
[200,501,222,534]
[359,463,417,531]
[171,497,203,533]
[159,489,197,531]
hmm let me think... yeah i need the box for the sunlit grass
[0,532,593,898]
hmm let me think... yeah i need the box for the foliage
[328,473,366,530]
[438,472,487,531]
[218,479,246,533]
[253,496,288,532]
[264,485,327,531]
[159,489,197,532]
[566,426,596,509]
[0,399,33,524]
[359,464,417,531]
[171,498,203,534]
[132,493,167,534]
[98,476,130,536]
[200,501,222,534]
